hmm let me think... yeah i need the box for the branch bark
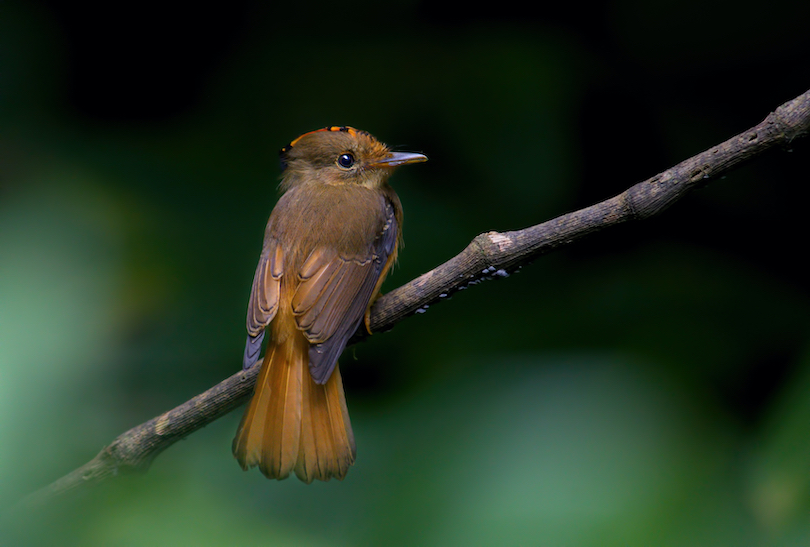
[19,88,810,509]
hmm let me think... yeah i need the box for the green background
[2,1,810,545]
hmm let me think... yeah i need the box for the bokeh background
[2,1,810,545]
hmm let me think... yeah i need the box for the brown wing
[242,239,284,369]
[292,202,398,384]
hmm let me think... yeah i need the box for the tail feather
[296,366,356,482]
[233,326,355,482]
[257,334,302,478]
[233,344,277,470]
[324,367,356,475]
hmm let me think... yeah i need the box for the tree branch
[19,88,810,508]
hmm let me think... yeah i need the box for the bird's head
[279,126,427,190]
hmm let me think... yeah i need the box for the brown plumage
[233,127,426,482]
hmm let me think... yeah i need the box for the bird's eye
[337,153,355,169]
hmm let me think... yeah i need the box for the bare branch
[19,88,810,508]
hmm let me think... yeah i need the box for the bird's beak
[372,152,428,168]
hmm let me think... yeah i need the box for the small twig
[18,88,810,509]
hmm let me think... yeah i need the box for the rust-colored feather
[233,317,354,482]
[295,364,356,482]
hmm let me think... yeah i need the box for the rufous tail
[232,327,355,483]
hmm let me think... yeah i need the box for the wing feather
[243,240,283,369]
[293,201,398,384]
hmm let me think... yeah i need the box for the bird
[232,126,427,482]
